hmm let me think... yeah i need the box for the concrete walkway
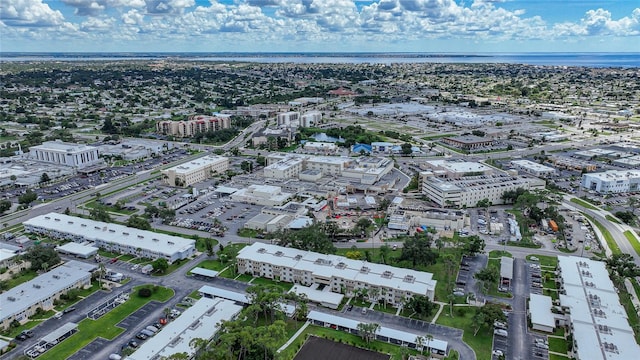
[277,320,310,353]
[430,302,446,324]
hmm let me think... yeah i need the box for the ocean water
[1,52,639,68]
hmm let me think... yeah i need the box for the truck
[548,220,559,232]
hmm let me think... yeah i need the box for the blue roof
[351,143,372,153]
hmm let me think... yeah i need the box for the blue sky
[1,0,638,52]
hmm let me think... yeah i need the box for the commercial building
[442,135,494,150]
[125,298,243,360]
[421,161,545,208]
[156,114,232,137]
[161,155,229,187]
[29,141,100,169]
[236,243,437,306]
[24,213,195,263]
[557,256,640,360]
[230,184,292,206]
[548,155,597,172]
[510,160,557,178]
[1,261,95,329]
[580,170,640,194]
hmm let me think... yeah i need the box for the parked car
[347,304,353,311]
[128,340,139,348]
[492,349,504,356]
[494,321,507,330]
[136,333,148,340]
[535,342,549,350]
[494,329,508,337]
[63,307,77,314]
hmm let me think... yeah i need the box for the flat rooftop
[166,155,228,173]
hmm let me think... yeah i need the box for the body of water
[1,52,639,68]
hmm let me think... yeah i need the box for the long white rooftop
[237,243,436,296]
[558,256,640,360]
[126,298,242,360]
[166,155,228,174]
[24,213,195,257]
[0,261,95,322]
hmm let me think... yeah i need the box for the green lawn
[583,214,621,254]
[279,326,418,360]
[570,198,599,210]
[526,254,558,268]
[3,269,38,289]
[249,277,294,291]
[192,259,227,272]
[118,254,135,261]
[436,306,492,360]
[98,249,120,258]
[549,354,570,360]
[235,274,253,282]
[488,250,512,258]
[605,215,621,224]
[2,320,40,337]
[84,200,137,215]
[549,337,569,354]
[38,285,174,360]
[130,257,152,264]
[152,258,189,277]
[623,230,640,256]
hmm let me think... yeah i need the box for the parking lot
[528,260,543,295]
[530,334,549,359]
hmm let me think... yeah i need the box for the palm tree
[415,335,425,354]
[425,334,434,356]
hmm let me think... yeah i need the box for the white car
[494,321,507,329]
[494,329,508,337]
[535,342,549,350]
[492,350,504,356]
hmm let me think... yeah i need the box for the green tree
[23,245,61,272]
[151,258,169,274]
[272,223,336,254]
[404,295,437,319]
[474,266,499,293]
[126,215,152,230]
[357,322,380,343]
[0,199,11,214]
[401,142,413,155]
[399,233,438,267]
[462,235,486,256]
[39,172,50,183]
[89,205,112,222]
[18,190,38,205]
[605,253,640,282]
[246,284,285,324]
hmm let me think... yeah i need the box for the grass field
[623,230,640,256]
[549,337,569,355]
[38,285,174,360]
[605,215,621,224]
[436,306,492,360]
[570,198,599,210]
[526,254,558,268]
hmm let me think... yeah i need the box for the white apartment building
[24,213,195,263]
[511,159,557,178]
[236,243,437,306]
[156,114,232,137]
[29,141,100,169]
[421,171,545,208]
[301,111,322,127]
[277,111,300,127]
[557,256,640,360]
[1,261,94,329]
[161,155,229,187]
[581,170,640,194]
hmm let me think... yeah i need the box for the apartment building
[276,111,300,127]
[161,155,229,187]
[301,111,322,127]
[556,256,640,360]
[24,213,195,263]
[581,170,640,194]
[236,243,437,306]
[29,140,100,169]
[1,261,95,329]
[156,114,232,137]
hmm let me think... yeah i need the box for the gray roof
[25,213,195,258]
[500,257,514,279]
[1,261,94,322]
[42,322,78,344]
[307,311,447,352]
[198,285,249,304]
[190,267,219,278]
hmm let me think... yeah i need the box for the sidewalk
[276,320,310,353]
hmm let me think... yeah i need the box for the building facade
[510,160,557,178]
[29,141,100,169]
[1,261,94,329]
[156,114,232,137]
[236,243,437,306]
[581,170,640,194]
[276,111,300,127]
[161,155,229,187]
[24,213,195,263]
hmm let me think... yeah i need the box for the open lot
[294,336,390,360]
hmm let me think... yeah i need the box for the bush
[138,288,152,298]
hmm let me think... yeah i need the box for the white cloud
[0,0,65,26]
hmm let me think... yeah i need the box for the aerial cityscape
[1,2,640,360]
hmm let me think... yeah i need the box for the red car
[110,258,118,264]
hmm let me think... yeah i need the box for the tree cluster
[22,245,61,272]
[399,234,439,267]
[270,223,336,254]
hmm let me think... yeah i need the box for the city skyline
[1,0,639,53]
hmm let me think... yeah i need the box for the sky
[1,0,639,53]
